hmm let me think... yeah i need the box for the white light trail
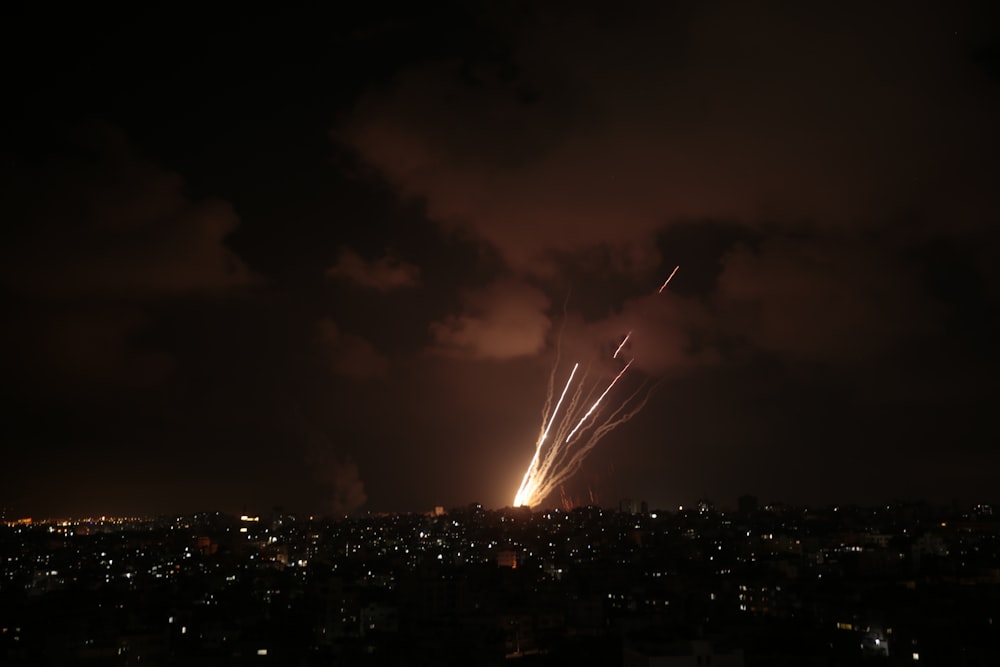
[512,267,679,508]
[563,359,632,445]
[613,331,632,359]
[658,265,679,294]
[513,363,579,504]
[542,363,579,444]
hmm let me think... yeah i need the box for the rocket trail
[544,363,579,443]
[563,359,632,444]
[658,265,679,294]
[613,331,632,359]
[513,363,579,505]
[512,267,679,508]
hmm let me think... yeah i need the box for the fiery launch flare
[512,267,679,508]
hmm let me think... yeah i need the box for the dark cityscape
[2,499,999,665]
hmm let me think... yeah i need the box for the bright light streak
[512,268,679,508]
[563,359,632,444]
[543,363,579,443]
[658,265,679,294]
[513,363,579,504]
[613,331,632,359]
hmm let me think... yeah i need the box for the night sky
[3,3,999,518]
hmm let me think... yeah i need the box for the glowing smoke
[512,267,678,507]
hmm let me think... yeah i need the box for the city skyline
[3,499,998,664]
[2,3,999,517]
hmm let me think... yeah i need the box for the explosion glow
[512,267,679,508]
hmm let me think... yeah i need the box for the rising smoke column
[512,267,678,507]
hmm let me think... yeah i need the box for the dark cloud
[1,126,257,299]
[325,460,368,516]
[336,2,999,391]
[0,126,257,397]
[336,3,999,277]
[2,307,174,393]
[327,246,421,291]
[713,233,946,366]
[316,317,390,379]
[298,422,368,516]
